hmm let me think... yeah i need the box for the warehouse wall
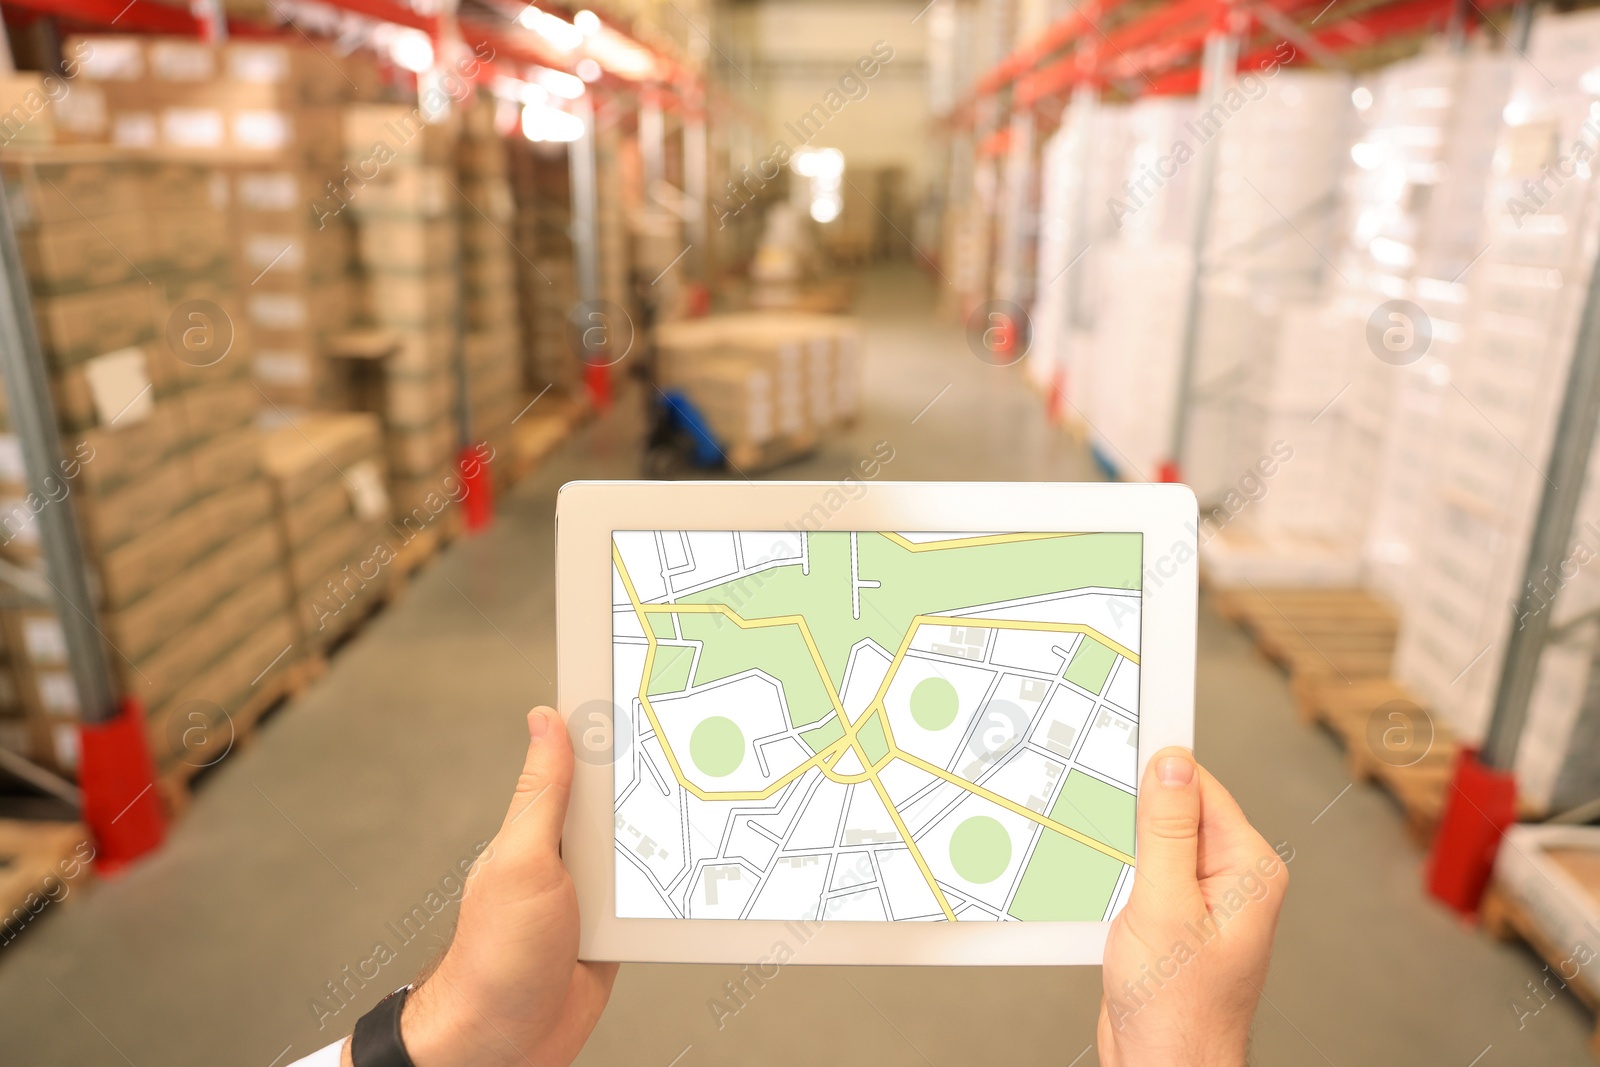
[748,0,929,187]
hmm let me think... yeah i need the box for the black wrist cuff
[351,985,416,1067]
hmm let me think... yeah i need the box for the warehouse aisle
[1,265,1591,1066]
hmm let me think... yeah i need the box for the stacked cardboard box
[342,105,461,517]
[0,604,80,774]
[457,95,523,467]
[64,36,350,162]
[654,312,863,463]
[0,149,297,776]
[261,413,391,649]
[508,139,580,392]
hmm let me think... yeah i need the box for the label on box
[0,499,38,545]
[227,45,290,84]
[22,615,67,664]
[111,112,157,149]
[237,171,298,211]
[162,107,225,149]
[53,720,80,770]
[54,84,106,137]
[253,350,311,386]
[149,41,216,82]
[79,39,144,81]
[0,436,22,483]
[233,109,290,152]
[38,670,80,715]
[245,234,304,274]
[248,293,307,330]
[85,346,154,427]
[345,460,390,522]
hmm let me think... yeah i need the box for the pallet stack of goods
[654,312,862,469]
[1080,96,1196,478]
[1199,50,1507,586]
[61,36,363,416]
[1482,826,1600,1053]
[342,105,462,522]
[0,151,298,782]
[1180,69,1352,507]
[1389,8,1600,816]
[456,96,523,475]
[1026,97,1131,412]
[1360,46,1512,602]
[261,413,391,651]
[508,139,580,393]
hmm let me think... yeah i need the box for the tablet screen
[610,531,1142,923]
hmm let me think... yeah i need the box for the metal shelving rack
[958,0,1597,894]
[0,0,709,863]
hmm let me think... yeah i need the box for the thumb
[1129,746,1204,913]
[500,706,575,859]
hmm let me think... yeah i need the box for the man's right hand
[1097,747,1289,1067]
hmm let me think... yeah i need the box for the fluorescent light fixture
[574,9,600,35]
[390,28,434,74]
[522,102,584,142]
[517,6,583,51]
[810,194,841,223]
[534,66,585,99]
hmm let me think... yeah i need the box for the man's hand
[347,707,618,1067]
[1097,747,1288,1067]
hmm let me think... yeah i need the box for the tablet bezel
[556,480,1197,965]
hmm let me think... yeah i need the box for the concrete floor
[2,265,1592,1065]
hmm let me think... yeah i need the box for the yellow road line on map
[870,773,958,921]
[919,614,1140,666]
[880,532,1082,552]
[895,750,1136,866]
[614,545,843,802]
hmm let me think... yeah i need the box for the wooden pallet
[728,432,818,473]
[158,655,319,817]
[1296,676,1458,844]
[0,819,92,935]
[1213,585,1397,683]
[502,392,588,488]
[1482,878,1600,1059]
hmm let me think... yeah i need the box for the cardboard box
[344,106,457,167]
[385,418,453,476]
[105,524,280,662]
[178,377,258,443]
[224,41,349,104]
[2,155,142,223]
[98,479,272,607]
[357,218,457,270]
[75,457,192,550]
[147,612,297,766]
[260,412,383,501]
[133,569,289,707]
[32,282,158,370]
[360,271,458,328]
[15,213,146,292]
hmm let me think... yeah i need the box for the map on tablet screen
[609,531,1142,923]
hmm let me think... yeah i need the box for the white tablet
[556,480,1197,966]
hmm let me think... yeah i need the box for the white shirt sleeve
[286,1040,346,1067]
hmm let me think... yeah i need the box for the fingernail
[529,711,549,741]
[1157,755,1194,786]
